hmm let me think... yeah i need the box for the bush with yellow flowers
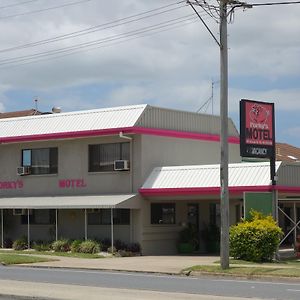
[229,210,283,262]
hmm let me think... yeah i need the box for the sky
[0,0,299,146]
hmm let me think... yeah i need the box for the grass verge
[0,253,56,265]
[0,250,106,259]
[185,264,300,278]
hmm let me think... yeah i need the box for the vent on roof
[52,107,61,113]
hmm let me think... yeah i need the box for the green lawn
[0,250,107,259]
[186,259,300,278]
[0,253,56,265]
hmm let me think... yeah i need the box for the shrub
[70,240,83,253]
[32,241,51,251]
[230,211,283,262]
[3,238,13,248]
[51,239,70,252]
[116,250,133,257]
[100,238,111,252]
[179,226,197,244]
[12,237,28,250]
[114,239,127,251]
[107,246,117,253]
[78,240,100,254]
[126,243,141,253]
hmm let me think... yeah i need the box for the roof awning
[0,194,140,209]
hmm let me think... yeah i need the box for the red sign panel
[240,99,275,158]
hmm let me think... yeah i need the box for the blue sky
[0,0,300,146]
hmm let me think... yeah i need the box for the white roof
[0,104,240,143]
[0,194,140,209]
[142,162,282,189]
[0,104,147,139]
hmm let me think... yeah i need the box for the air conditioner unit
[13,209,27,216]
[17,166,31,176]
[114,160,130,171]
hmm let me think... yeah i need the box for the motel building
[0,104,299,255]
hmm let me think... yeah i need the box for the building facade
[0,104,299,254]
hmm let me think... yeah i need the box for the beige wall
[1,132,241,254]
[0,136,134,197]
[140,198,243,255]
[139,135,241,186]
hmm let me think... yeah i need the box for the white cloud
[0,0,299,147]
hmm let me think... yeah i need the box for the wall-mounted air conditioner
[17,166,31,176]
[114,160,130,171]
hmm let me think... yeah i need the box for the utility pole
[219,0,229,270]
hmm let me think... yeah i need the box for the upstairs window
[22,147,58,175]
[89,142,130,172]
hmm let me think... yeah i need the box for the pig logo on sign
[250,104,269,124]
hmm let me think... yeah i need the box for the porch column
[27,209,30,249]
[55,209,58,241]
[294,202,297,246]
[1,209,3,248]
[130,210,133,243]
[111,208,114,253]
[84,209,87,241]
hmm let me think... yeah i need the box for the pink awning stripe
[0,126,240,144]
[139,185,300,197]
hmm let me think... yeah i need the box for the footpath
[0,255,269,300]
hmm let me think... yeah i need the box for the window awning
[0,194,140,209]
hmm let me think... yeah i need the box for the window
[209,203,221,227]
[21,209,56,225]
[88,209,130,225]
[22,148,58,175]
[89,143,129,172]
[151,203,175,224]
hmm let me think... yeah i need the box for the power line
[249,1,300,7]
[0,0,40,10]
[0,18,201,69]
[0,0,93,20]
[0,14,203,67]
[0,2,187,53]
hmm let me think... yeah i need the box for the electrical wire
[0,0,93,20]
[0,2,188,53]
[0,0,40,10]
[250,1,300,7]
[0,17,202,69]
[0,14,199,66]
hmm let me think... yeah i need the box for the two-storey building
[1,104,299,254]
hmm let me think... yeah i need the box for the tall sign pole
[240,99,276,218]
[220,0,230,270]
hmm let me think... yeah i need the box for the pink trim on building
[139,185,300,197]
[0,126,240,144]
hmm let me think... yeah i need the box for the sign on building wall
[244,192,273,219]
[240,99,275,158]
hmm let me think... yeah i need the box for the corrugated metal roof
[0,104,240,142]
[0,194,140,209]
[0,105,147,139]
[142,162,282,189]
[136,106,239,137]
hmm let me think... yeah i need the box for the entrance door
[187,204,199,229]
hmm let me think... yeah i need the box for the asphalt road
[0,265,299,300]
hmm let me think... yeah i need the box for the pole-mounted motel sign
[240,99,277,220]
[240,99,275,159]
